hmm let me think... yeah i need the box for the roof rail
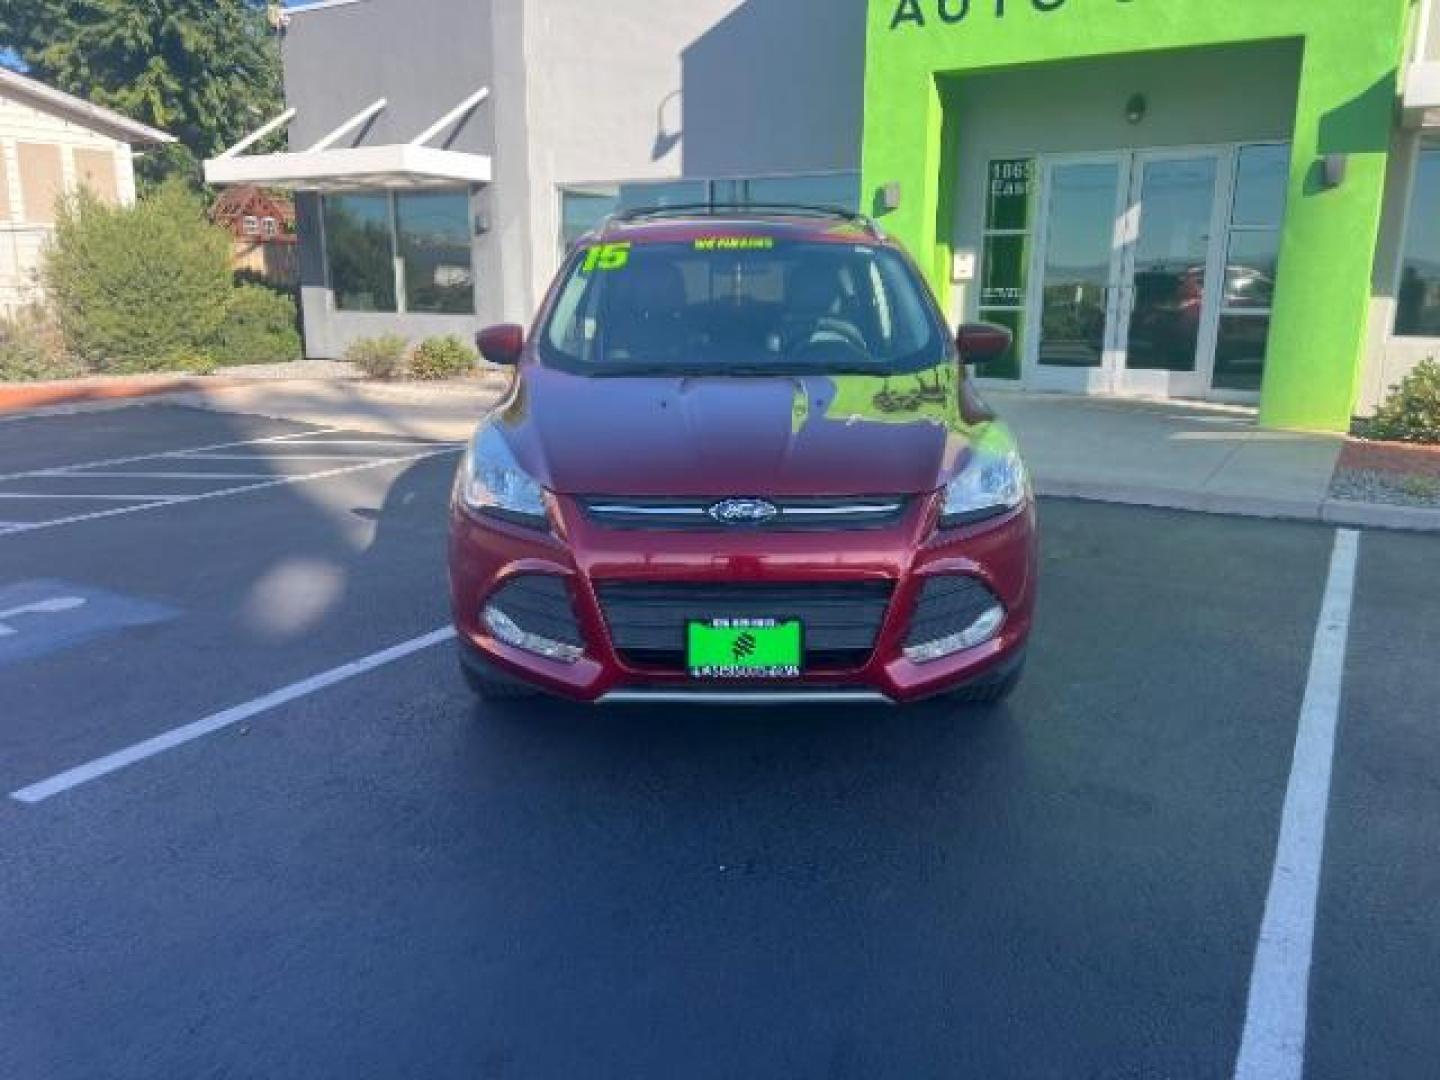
[603,203,883,239]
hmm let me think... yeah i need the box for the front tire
[942,652,1025,705]
[458,648,540,701]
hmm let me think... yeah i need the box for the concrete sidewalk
[991,390,1439,531]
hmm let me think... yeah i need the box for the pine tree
[1,0,284,187]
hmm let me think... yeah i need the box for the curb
[1035,477,1440,534]
[0,377,234,414]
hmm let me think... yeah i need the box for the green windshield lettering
[582,242,632,272]
[694,236,776,252]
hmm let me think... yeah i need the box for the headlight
[456,425,548,527]
[940,423,1029,528]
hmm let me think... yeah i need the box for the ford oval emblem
[708,498,780,525]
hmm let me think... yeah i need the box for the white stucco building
[0,67,174,316]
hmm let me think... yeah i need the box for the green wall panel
[862,0,1414,430]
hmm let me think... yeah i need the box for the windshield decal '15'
[582,243,632,272]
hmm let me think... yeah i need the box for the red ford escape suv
[449,207,1037,706]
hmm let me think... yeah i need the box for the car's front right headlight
[939,422,1029,528]
[455,424,549,527]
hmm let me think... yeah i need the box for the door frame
[998,142,1256,402]
[1023,151,1131,395]
[1111,145,1232,400]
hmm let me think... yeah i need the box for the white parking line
[177,452,411,462]
[0,492,182,501]
[10,626,457,804]
[0,447,460,539]
[0,427,344,482]
[52,471,280,481]
[1234,528,1360,1080]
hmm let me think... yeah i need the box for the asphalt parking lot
[1,404,1436,1080]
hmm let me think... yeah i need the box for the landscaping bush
[43,181,234,372]
[346,334,408,379]
[408,334,476,380]
[0,305,83,382]
[212,285,302,367]
[1370,358,1440,444]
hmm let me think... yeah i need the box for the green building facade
[861,0,1434,431]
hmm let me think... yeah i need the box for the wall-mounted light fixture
[878,182,903,213]
[1322,153,1349,190]
[1125,93,1148,125]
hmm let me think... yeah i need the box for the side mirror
[955,322,1013,365]
[476,323,525,366]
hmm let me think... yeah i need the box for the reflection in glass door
[1115,152,1223,398]
[1031,157,1124,391]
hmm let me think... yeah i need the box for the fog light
[482,604,583,664]
[902,603,1004,664]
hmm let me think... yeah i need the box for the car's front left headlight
[940,422,1029,528]
[455,424,549,527]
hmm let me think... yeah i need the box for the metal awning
[203,88,491,191]
[1403,62,1440,129]
[204,144,490,191]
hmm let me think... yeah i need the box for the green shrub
[1370,358,1440,444]
[43,181,234,372]
[213,285,302,366]
[408,335,476,380]
[346,334,408,379]
[0,305,83,382]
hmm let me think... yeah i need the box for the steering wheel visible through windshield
[539,237,947,376]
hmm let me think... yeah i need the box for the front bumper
[448,492,1037,705]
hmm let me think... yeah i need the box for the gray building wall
[511,0,867,314]
[282,0,502,357]
[679,0,866,179]
[278,0,867,354]
[1360,0,1440,413]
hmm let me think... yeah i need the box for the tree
[1,0,283,187]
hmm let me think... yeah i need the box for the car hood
[489,363,992,498]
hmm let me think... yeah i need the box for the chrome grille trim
[580,496,908,531]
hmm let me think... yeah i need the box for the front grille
[580,496,908,531]
[904,575,1000,648]
[595,580,894,672]
[486,574,584,647]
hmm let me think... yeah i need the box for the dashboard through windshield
[538,237,947,376]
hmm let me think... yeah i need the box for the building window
[1213,144,1291,392]
[396,190,475,314]
[323,190,475,315]
[262,217,278,239]
[16,142,64,225]
[973,158,1034,381]
[323,194,397,312]
[1396,145,1440,338]
[74,148,119,204]
[558,172,861,254]
[242,215,260,236]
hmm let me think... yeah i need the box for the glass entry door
[1030,156,1127,393]
[1114,151,1224,398]
[1026,149,1227,397]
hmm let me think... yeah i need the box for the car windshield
[538,237,946,376]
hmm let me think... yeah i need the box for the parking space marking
[0,427,345,482]
[177,452,415,462]
[0,447,460,539]
[58,472,281,481]
[10,626,456,805]
[0,492,186,501]
[1234,529,1360,1080]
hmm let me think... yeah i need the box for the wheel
[459,652,539,701]
[942,653,1025,705]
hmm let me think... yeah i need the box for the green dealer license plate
[687,618,803,679]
